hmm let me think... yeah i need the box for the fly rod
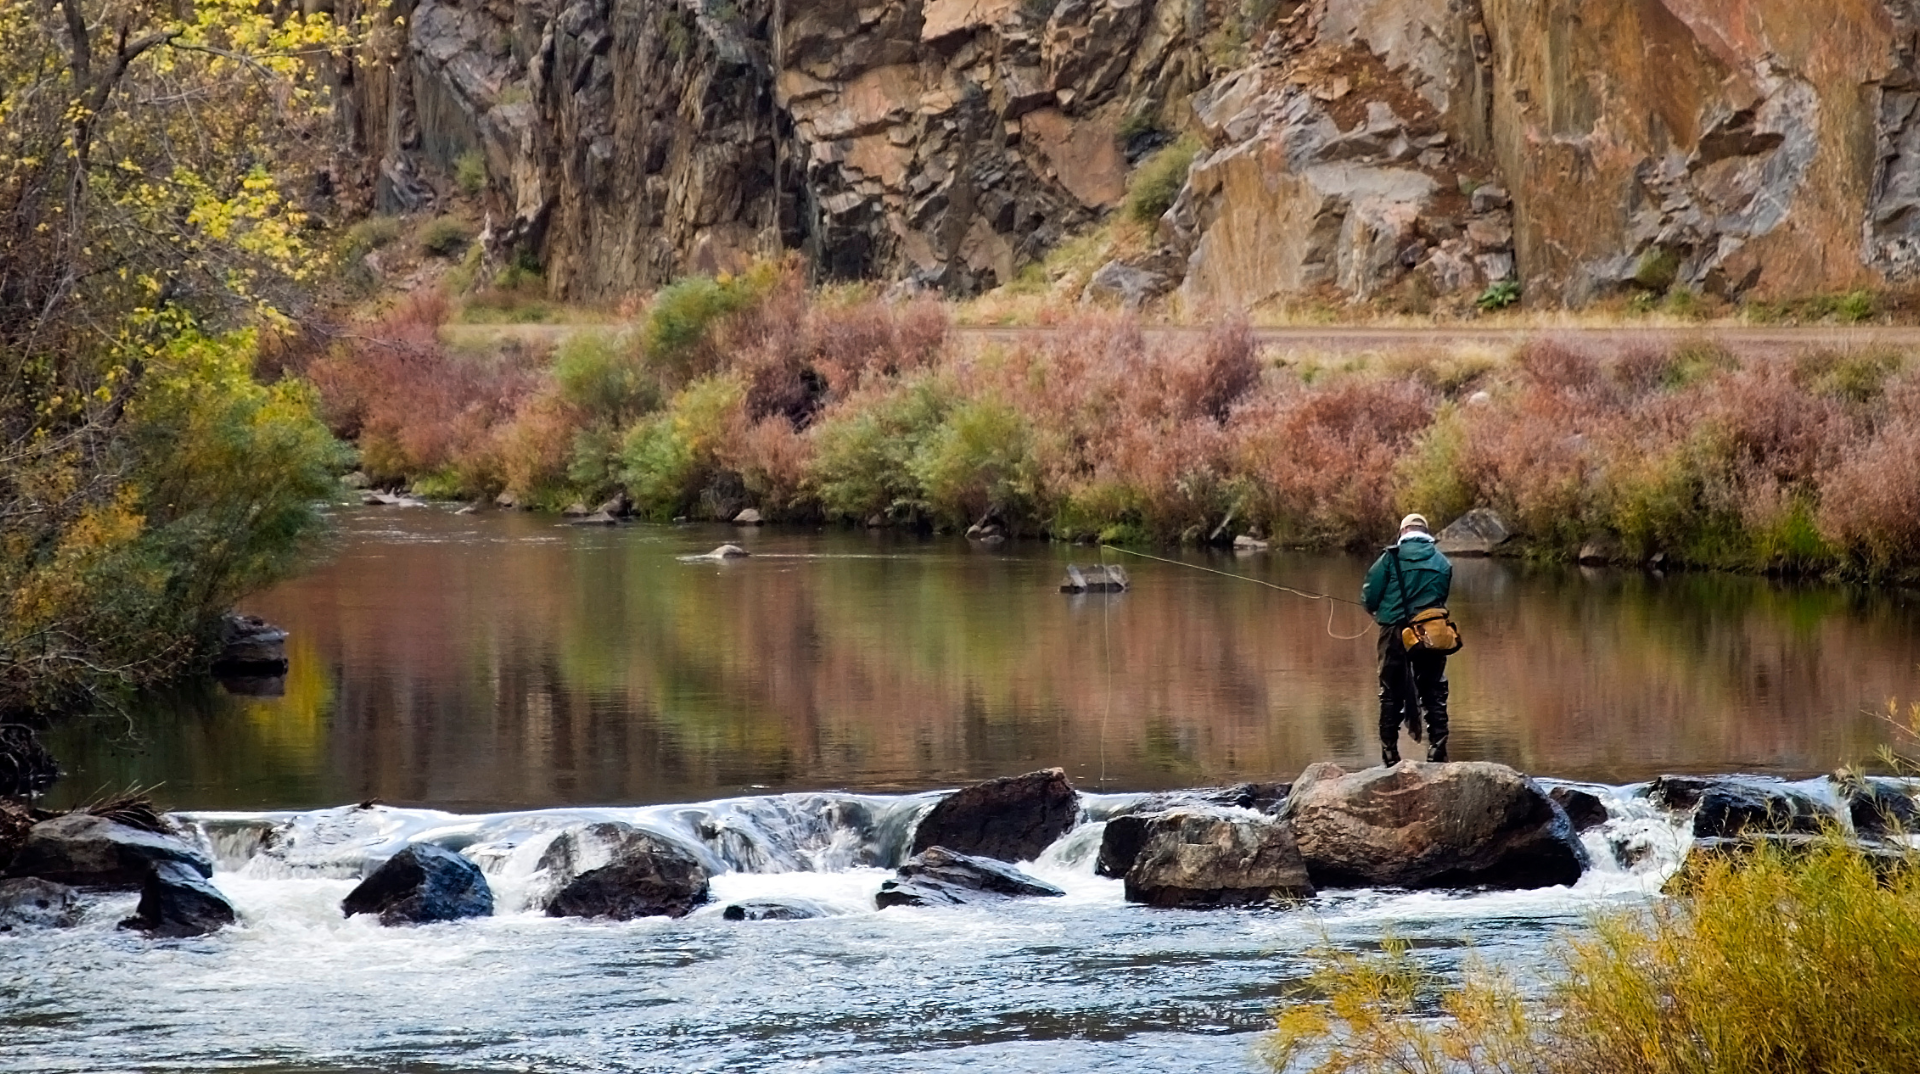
[1097,542,1375,640]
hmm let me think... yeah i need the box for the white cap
[1400,513,1429,532]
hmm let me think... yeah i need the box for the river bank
[301,266,1920,581]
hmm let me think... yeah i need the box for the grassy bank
[1265,836,1920,1072]
[302,261,1920,580]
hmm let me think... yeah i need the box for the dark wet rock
[1096,813,1156,879]
[909,768,1081,864]
[1650,776,1835,838]
[1838,776,1920,837]
[1282,761,1588,890]
[1666,834,1917,895]
[539,822,710,920]
[4,813,212,889]
[0,877,81,932]
[566,510,620,526]
[1435,508,1511,557]
[212,613,288,674]
[341,843,493,925]
[595,493,631,518]
[722,898,828,921]
[1110,782,1292,818]
[875,846,1064,909]
[121,861,236,938]
[1647,775,1733,812]
[2,727,60,799]
[1548,786,1610,832]
[1123,810,1315,909]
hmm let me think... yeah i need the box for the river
[5,505,1917,1070]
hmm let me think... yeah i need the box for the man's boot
[1381,740,1401,767]
[1424,680,1451,763]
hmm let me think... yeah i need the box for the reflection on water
[46,507,1920,810]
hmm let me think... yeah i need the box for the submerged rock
[0,877,82,932]
[341,843,493,925]
[683,544,751,561]
[4,813,212,889]
[875,846,1064,909]
[1282,761,1587,890]
[909,768,1081,864]
[722,898,828,922]
[1123,810,1315,908]
[1838,776,1920,837]
[1651,775,1835,838]
[122,861,236,938]
[539,822,710,920]
[1109,782,1292,819]
[1548,786,1610,832]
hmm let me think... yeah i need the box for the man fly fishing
[1362,513,1455,766]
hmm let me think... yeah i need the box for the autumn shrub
[640,262,783,384]
[909,397,1041,527]
[1126,135,1199,224]
[1264,838,1920,1072]
[306,292,542,493]
[419,216,475,258]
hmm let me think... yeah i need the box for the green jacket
[1362,535,1453,627]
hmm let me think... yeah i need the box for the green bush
[1126,136,1198,225]
[1475,278,1520,311]
[554,332,659,426]
[908,397,1039,527]
[1631,246,1681,292]
[454,150,487,197]
[640,265,779,380]
[420,216,475,259]
[616,375,744,519]
[1265,836,1920,1072]
[809,379,955,523]
[345,215,401,257]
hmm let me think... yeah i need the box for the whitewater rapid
[1,781,1708,1071]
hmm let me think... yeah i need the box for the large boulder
[341,843,493,925]
[4,813,212,889]
[121,861,236,938]
[1435,509,1512,557]
[539,822,710,920]
[0,877,82,932]
[909,768,1081,864]
[875,846,1065,909]
[1123,810,1315,908]
[1282,761,1588,890]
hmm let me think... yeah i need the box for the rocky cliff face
[338,0,1920,307]
[342,0,1211,297]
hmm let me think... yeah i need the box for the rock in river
[4,813,212,889]
[122,861,236,938]
[341,843,493,925]
[1548,786,1610,832]
[1649,775,1835,838]
[1282,761,1588,890]
[722,898,828,922]
[909,767,1081,863]
[1123,809,1315,908]
[1842,776,1920,837]
[0,877,81,932]
[539,822,710,920]
[875,846,1064,908]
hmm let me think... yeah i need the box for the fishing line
[1097,543,1376,641]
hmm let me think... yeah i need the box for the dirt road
[443,320,1920,359]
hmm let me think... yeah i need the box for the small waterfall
[173,772,1912,914]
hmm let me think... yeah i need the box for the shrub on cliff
[1126,136,1199,225]
[1264,837,1920,1072]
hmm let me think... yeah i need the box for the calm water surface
[45,504,1920,809]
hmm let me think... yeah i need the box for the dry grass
[1266,838,1920,1072]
